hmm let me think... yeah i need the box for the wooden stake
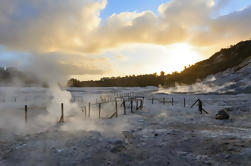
[131,99,133,113]
[136,99,139,109]
[59,103,64,123]
[61,103,64,119]
[99,103,101,119]
[85,106,87,118]
[115,100,118,117]
[81,107,84,119]
[152,97,154,104]
[123,100,126,115]
[163,98,165,104]
[172,98,173,106]
[25,105,28,123]
[140,99,143,110]
[88,102,91,118]
[184,98,186,107]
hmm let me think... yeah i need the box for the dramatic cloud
[1,0,250,54]
[0,0,107,53]
[0,0,250,80]
[25,52,112,82]
[192,6,251,46]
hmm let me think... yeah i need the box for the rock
[203,160,212,165]
[225,108,233,112]
[110,144,126,153]
[122,131,136,144]
[225,154,231,159]
[110,140,126,153]
[216,109,230,120]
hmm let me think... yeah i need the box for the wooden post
[61,103,64,122]
[131,99,133,113]
[115,100,118,117]
[123,100,126,115]
[99,103,101,119]
[59,103,64,123]
[25,105,28,123]
[81,107,84,119]
[85,106,87,118]
[172,98,173,106]
[88,102,91,118]
[136,99,139,109]
[61,103,64,118]
[152,97,154,104]
[163,98,165,104]
[184,98,186,107]
[140,99,143,109]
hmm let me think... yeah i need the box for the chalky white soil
[0,87,251,166]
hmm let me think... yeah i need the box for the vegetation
[68,40,251,87]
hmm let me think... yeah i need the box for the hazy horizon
[0,0,251,82]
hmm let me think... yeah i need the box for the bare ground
[1,108,251,166]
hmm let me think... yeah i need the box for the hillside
[166,40,251,86]
[68,40,251,88]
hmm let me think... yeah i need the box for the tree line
[68,40,251,87]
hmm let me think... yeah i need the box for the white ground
[0,86,250,166]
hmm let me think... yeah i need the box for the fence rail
[1,92,208,124]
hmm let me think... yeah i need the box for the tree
[160,71,165,77]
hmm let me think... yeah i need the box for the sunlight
[96,43,205,80]
[164,43,203,73]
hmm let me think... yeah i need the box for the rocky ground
[0,91,251,166]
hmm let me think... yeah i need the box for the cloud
[192,6,251,46]
[0,0,107,53]
[2,0,250,54]
[87,0,251,52]
[26,52,112,83]
[2,51,112,83]
[92,10,188,51]
[1,0,250,53]
[0,0,250,80]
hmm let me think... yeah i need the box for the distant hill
[69,39,251,88]
[166,40,251,86]
[0,67,47,87]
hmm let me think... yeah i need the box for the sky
[101,0,170,19]
[0,0,251,82]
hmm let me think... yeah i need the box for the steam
[0,85,133,137]
[0,49,126,137]
[158,76,235,94]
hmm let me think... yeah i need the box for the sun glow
[162,43,203,73]
[73,43,205,80]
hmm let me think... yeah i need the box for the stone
[216,109,230,120]
[110,140,126,153]
[110,144,126,153]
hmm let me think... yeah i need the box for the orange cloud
[0,0,250,79]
